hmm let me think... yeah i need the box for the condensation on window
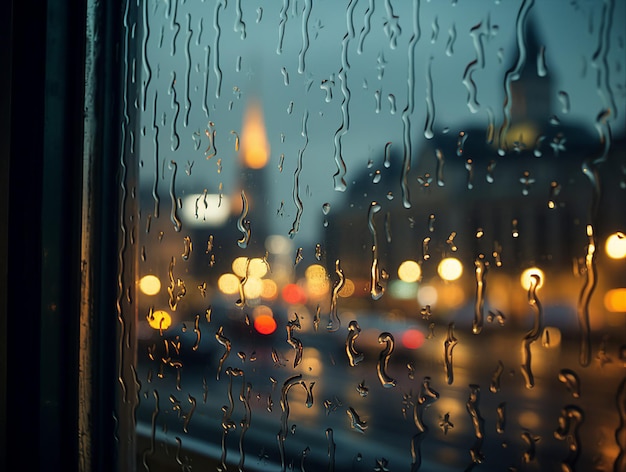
[116,1,626,471]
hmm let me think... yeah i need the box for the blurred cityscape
[124,4,626,472]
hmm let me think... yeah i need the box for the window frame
[1,1,122,470]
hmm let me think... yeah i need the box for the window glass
[117,1,626,470]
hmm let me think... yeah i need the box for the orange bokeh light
[402,329,425,350]
[241,99,270,169]
[282,283,306,305]
[254,314,277,335]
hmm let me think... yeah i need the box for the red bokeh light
[402,329,425,350]
[281,283,306,305]
[254,315,277,335]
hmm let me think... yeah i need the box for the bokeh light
[338,278,355,297]
[254,314,277,335]
[147,310,172,330]
[241,99,270,169]
[261,279,278,300]
[282,283,306,304]
[402,329,425,349]
[243,276,263,299]
[520,267,545,290]
[232,257,268,278]
[604,288,626,312]
[218,273,240,295]
[417,285,438,307]
[139,275,161,296]
[438,257,463,281]
[605,232,626,259]
[398,260,422,283]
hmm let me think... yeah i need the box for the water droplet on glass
[465,159,474,189]
[347,407,368,433]
[558,369,581,398]
[356,380,368,398]
[521,274,543,389]
[444,323,458,385]
[439,412,454,434]
[490,361,504,393]
[554,405,584,470]
[294,247,303,266]
[376,332,396,388]
[537,45,548,77]
[345,320,364,366]
[428,214,436,233]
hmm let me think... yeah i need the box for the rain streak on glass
[123,1,626,471]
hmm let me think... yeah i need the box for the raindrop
[286,313,303,368]
[446,232,458,252]
[486,160,496,183]
[446,24,457,56]
[496,402,506,434]
[280,66,289,86]
[376,332,396,388]
[521,274,543,389]
[457,131,468,156]
[548,181,561,209]
[294,247,303,266]
[346,407,368,433]
[356,380,368,398]
[383,142,392,168]
[558,369,581,398]
[554,406,584,470]
[537,45,548,77]
[388,94,396,114]
[215,326,231,380]
[236,190,251,249]
[466,384,485,465]
[520,171,535,195]
[490,360,504,393]
[512,219,520,238]
[465,159,474,189]
[558,90,570,114]
[315,243,322,261]
[428,214,436,232]
[345,320,364,366]
[181,236,192,260]
[422,237,431,261]
[444,323,458,385]
[368,202,384,300]
[407,361,416,380]
[439,412,454,434]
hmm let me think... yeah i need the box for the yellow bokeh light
[305,264,330,298]
[604,288,626,312]
[398,260,421,283]
[243,276,263,299]
[147,310,172,330]
[338,278,355,297]
[218,273,240,295]
[261,278,278,300]
[605,232,626,259]
[438,258,463,281]
[232,257,268,278]
[241,99,270,169]
[139,275,161,296]
[305,264,327,280]
[520,267,545,291]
